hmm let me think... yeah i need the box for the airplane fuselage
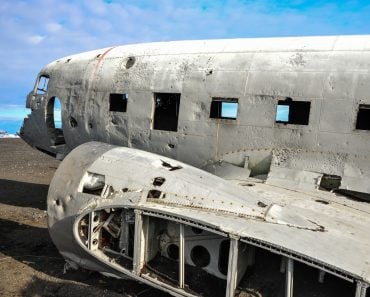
[20,36,370,297]
[22,35,370,193]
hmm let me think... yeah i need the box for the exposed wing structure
[48,142,370,297]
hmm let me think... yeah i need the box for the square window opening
[276,98,311,125]
[36,76,49,95]
[153,93,181,132]
[109,93,128,112]
[356,104,370,131]
[210,98,238,120]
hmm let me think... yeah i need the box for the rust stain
[89,47,117,84]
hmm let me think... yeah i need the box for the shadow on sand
[0,218,168,297]
[0,179,50,210]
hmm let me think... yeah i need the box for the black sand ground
[0,139,168,297]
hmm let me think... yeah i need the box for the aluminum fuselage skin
[22,35,370,193]
[21,36,370,296]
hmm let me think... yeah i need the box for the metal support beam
[133,210,145,275]
[318,270,326,283]
[179,224,185,289]
[88,211,100,251]
[226,237,239,297]
[285,258,294,297]
[355,281,369,297]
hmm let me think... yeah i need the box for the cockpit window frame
[35,74,50,95]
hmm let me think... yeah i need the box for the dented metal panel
[21,36,370,193]
[19,36,370,295]
[47,142,370,294]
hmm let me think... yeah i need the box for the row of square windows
[110,93,370,132]
[36,76,370,132]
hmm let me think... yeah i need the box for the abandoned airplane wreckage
[20,35,370,297]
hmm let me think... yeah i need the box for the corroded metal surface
[20,36,370,296]
[48,142,370,296]
[21,35,370,195]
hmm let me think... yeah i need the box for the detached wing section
[48,142,370,297]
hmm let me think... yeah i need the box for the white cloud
[46,22,62,32]
[27,34,46,44]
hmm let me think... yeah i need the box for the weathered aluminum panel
[48,142,370,287]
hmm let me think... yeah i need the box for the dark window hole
[276,98,311,125]
[153,93,181,132]
[153,177,166,187]
[356,104,370,131]
[147,189,162,199]
[55,198,61,206]
[191,245,210,268]
[167,244,179,261]
[70,117,78,128]
[110,93,128,112]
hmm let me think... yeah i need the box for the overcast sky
[1,0,370,123]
